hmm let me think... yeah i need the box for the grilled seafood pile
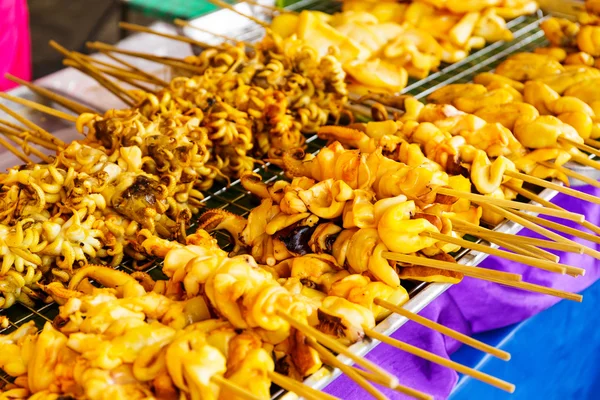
[0,229,413,398]
[0,32,351,310]
[538,0,600,65]
[0,263,274,400]
[135,31,349,158]
[198,165,474,288]
[270,0,538,92]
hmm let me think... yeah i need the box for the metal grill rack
[0,2,553,393]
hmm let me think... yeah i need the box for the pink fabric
[0,0,31,91]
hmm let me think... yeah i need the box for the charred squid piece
[274,327,322,380]
[316,296,375,346]
[275,218,319,257]
[68,265,146,298]
[358,93,411,111]
[130,271,157,293]
[37,282,83,305]
[110,175,179,239]
[197,209,248,254]
[240,172,271,200]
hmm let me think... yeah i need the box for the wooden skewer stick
[512,210,600,246]
[382,252,522,282]
[119,22,213,49]
[538,161,600,189]
[422,231,577,275]
[363,328,516,393]
[508,184,600,237]
[584,137,600,148]
[207,0,270,27]
[50,40,137,107]
[484,203,600,261]
[474,275,583,302]
[436,187,584,222]
[354,369,433,400]
[0,135,33,164]
[559,137,600,158]
[0,131,53,163]
[75,54,159,85]
[374,298,510,360]
[484,237,560,262]
[449,218,583,254]
[267,371,340,400]
[0,103,65,147]
[0,92,77,122]
[0,118,27,132]
[571,153,600,170]
[452,223,561,263]
[0,124,58,151]
[87,42,206,75]
[100,51,169,86]
[4,74,96,115]
[243,0,294,13]
[307,338,392,400]
[276,310,399,389]
[63,59,154,92]
[173,19,256,48]
[63,59,138,107]
[211,375,263,400]
[505,170,600,205]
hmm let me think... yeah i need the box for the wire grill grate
[0,2,550,392]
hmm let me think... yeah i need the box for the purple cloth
[324,185,600,399]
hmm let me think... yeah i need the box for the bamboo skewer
[452,223,561,262]
[63,59,154,92]
[64,60,138,107]
[571,153,600,170]
[173,19,255,48]
[382,252,522,282]
[484,237,559,262]
[508,184,600,237]
[363,328,515,393]
[4,74,97,115]
[50,41,137,107]
[559,137,600,158]
[207,0,270,27]
[87,42,206,75]
[474,275,583,301]
[436,187,584,222]
[0,131,53,163]
[0,136,33,164]
[505,170,600,205]
[354,369,432,400]
[584,137,600,148]
[0,103,65,147]
[243,0,293,14]
[119,22,213,49]
[267,371,339,400]
[77,54,159,85]
[512,210,600,246]
[0,92,78,122]
[211,375,263,400]
[374,298,510,360]
[422,231,578,275]
[484,203,600,261]
[307,338,391,400]
[0,124,58,151]
[100,51,169,86]
[449,218,583,254]
[539,161,600,189]
[277,310,399,389]
[0,118,27,132]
